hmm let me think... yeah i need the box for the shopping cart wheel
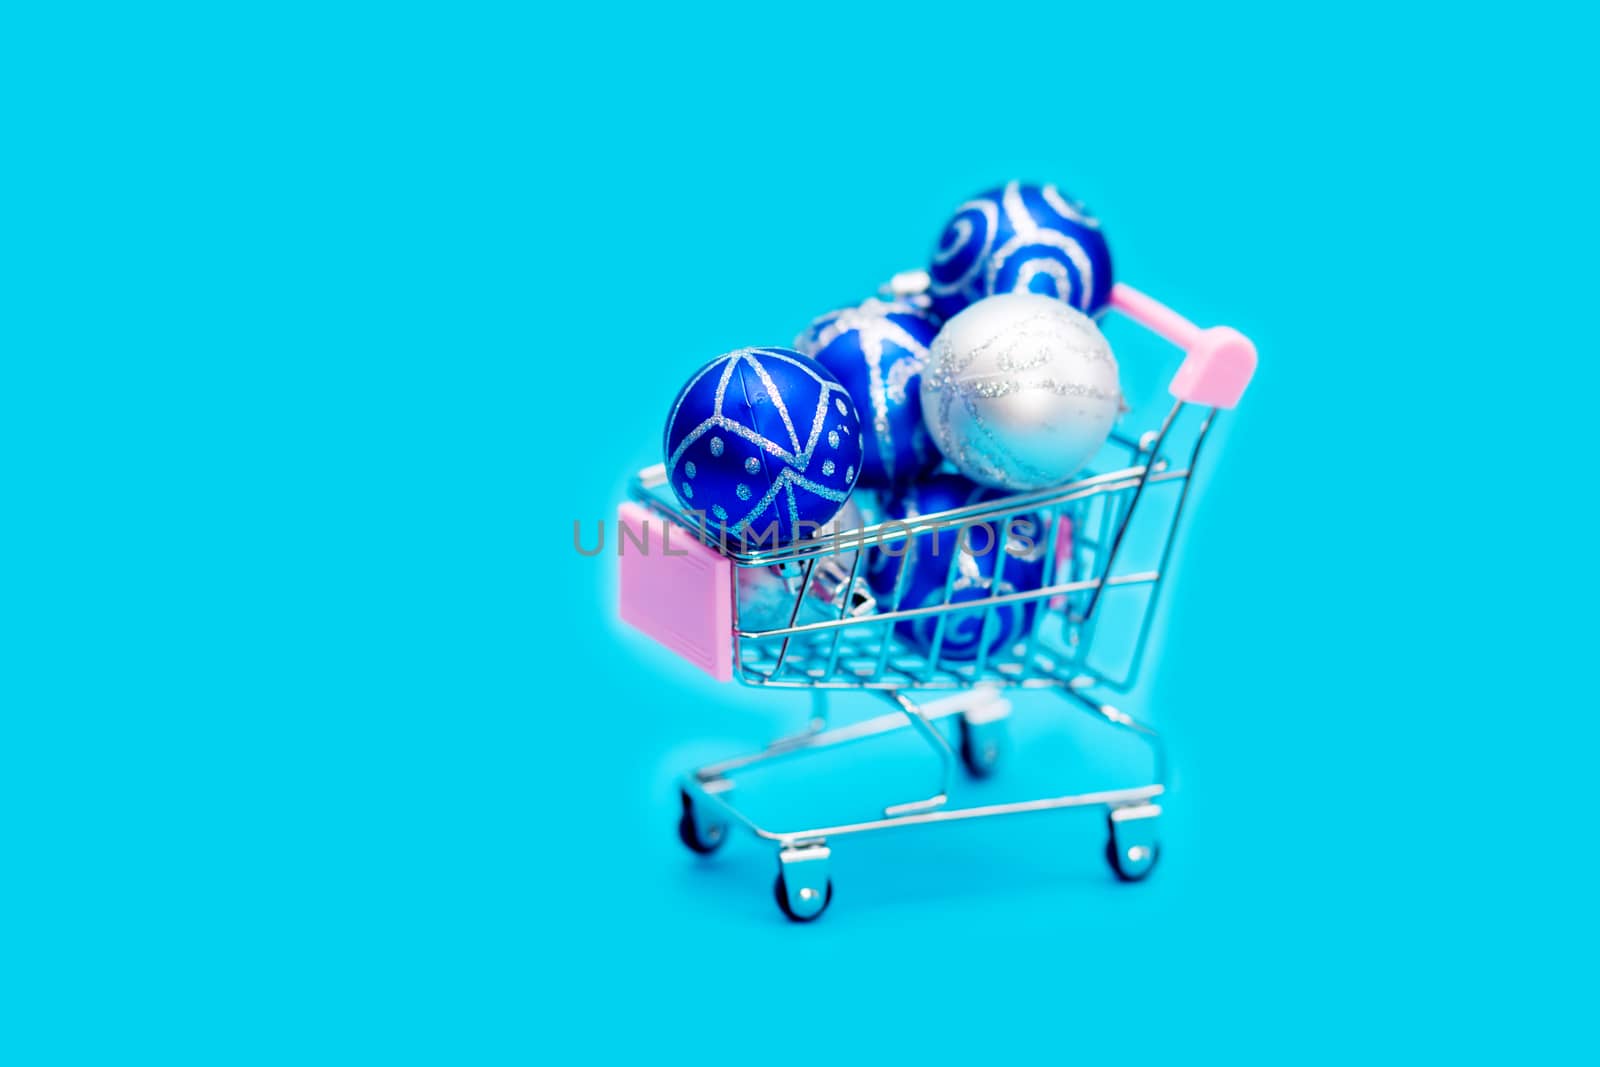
[958,712,1005,778]
[677,788,728,855]
[774,845,833,922]
[1105,804,1161,882]
[1105,838,1161,882]
[773,872,834,922]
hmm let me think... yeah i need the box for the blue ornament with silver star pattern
[866,473,1048,662]
[794,298,940,490]
[928,180,1114,322]
[663,347,863,546]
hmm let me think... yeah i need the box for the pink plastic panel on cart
[1110,283,1257,409]
[617,501,733,682]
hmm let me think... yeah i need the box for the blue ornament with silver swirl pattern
[794,298,940,490]
[928,180,1114,322]
[866,473,1048,662]
[663,346,863,546]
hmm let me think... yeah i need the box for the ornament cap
[885,269,931,298]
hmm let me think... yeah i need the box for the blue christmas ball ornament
[663,346,863,546]
[794,298,941,489]
[928,180,1114,322]
[866,473,1048,661]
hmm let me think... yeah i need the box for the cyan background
[5,1,1595,1062]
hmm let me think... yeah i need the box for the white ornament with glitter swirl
[920,292,1122,490]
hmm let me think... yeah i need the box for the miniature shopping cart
[618,280,1255,921]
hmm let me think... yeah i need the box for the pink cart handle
[1109,283,1257,409]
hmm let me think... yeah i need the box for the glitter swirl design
[864,473,1048,662]
[921,293,1121,490]
[794,298,940,488]
[901,579,1030,659]
[927,180,1113,322]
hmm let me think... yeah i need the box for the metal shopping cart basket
[618,280,1256,921]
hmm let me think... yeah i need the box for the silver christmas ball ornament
[920,292,1121,490]
[736,499,874,634]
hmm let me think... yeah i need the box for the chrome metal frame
[632,288,1236,918]
[628,395,1216,696]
